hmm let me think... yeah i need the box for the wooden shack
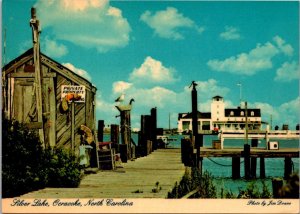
[2,8,97,156]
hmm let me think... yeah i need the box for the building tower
[211,96,225,123]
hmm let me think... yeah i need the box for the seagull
[115,93,125,102]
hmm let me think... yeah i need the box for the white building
[178,96,262,133]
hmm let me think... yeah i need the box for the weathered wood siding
[3,49,97,155]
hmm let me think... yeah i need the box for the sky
[1,0,299,130]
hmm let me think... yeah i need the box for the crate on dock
[98,142,115,170]
[212,140,221,149]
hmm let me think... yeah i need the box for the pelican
[115,93,125,102]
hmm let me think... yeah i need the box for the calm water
[104,133,299,197]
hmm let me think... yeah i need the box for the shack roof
[3,48,97,92]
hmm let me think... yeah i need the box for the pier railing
[217,129,299,149]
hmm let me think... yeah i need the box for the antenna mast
[30,7,45,146]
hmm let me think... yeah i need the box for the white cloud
[275,61,299,82]
[35,0,131,52]
[95,91,119,125]
[129,56,178,84]
[220,26,241,40]
[273,36,293,56]
[42,37,68,58]
[208,41,279,75]
[62,62,92,81]
[140,7,204,40]
[252,97,300,128]
[278,97,300,128]
[208,36,295,76]
[112,81,133,94]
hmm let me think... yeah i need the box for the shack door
[12,78,38,123]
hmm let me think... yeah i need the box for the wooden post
[119,143,128,163]
[260,157,266,178]
[244,144,251,179]
[232,157,240,179]
[30,7,45,146]
[284,157,292,179]
[97,120,104,142]
[140,114,152,155]
[150,107,157,150]
[71,102,75,153]
[191,81,200,169]
[110,124,119,151]
[181,138,193,166]
[140,115,146,156]
[272,178,283,198]
[120,110,131,159]
[251,139,258,178]
[145,115,152,153]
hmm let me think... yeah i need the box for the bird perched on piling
[129,98,135,105]
[115,98,135,112]
[115,93,125,102]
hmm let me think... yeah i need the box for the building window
[230,111,234,116]
[241,111,244,116]
[251,111,254,116]
[182,121,190,131]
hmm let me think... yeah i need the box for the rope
[207,157,244,167]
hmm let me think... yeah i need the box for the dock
[21,149,185,198]
[200,147,300,158]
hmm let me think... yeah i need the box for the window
[182,121,190,131]
[230,111,234,116]
[241,111,244,116]
[251,111,254,116]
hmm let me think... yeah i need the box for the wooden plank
[200,147,300,158]
[21,149,185,198]
[5,55,33,74]
[25,122,43,129]
[13,83,23,121]
[71,102,75,152]
[9,72,56,78]
[49,77,56,147]
[41,56,93,91]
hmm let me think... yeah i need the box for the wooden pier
[21,149,185,198]
[200,147,299,158]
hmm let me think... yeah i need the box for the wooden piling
[243,144,251,179]
[232,157,240,179]
[150,107,157,150]
[120,111,131,159]
[110,124,119,151]
[181,138,193,166]
[191,81,200,170]
[119,144,128,163]
[260,157,266,178]
[250,139,258,178]
[97,120,104,142]
[272,178,283,198]
[284,157,292,179]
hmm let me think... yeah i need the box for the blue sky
[2,0,299,129]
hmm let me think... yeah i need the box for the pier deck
[200,147,299,158]
[21,149,185,198]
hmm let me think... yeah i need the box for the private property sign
[61,85,86,103]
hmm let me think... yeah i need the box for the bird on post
[115,98,135,112]
[115,93,125,103]
[189,81,198,89]
[129,98,135,105]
